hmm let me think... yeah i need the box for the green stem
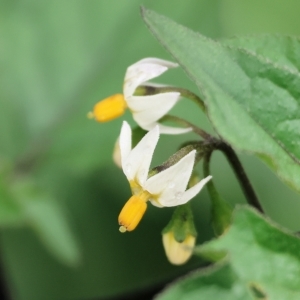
[202,136,263,213]
[159,87,205,112]
[160,114,211,140]
[137,85,206,112]
[215,142,264,213]
[160,113,263,212]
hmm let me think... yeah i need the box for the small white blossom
[123,58,192,134]
[120,121,212,208]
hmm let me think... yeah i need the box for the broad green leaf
[156,262,253,300]
[141,8,300,192]
[158,207,300,299]
[12,179,80,266]
[222,35,300,73]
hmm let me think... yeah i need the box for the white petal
[142,82,170,88]
[140,122,192,135]
[144,150,196,202]
[132,58,178,69]
[156,124,193,135]
[123,58,178,98]
[166,175,212,207]
[120,121,132,172]
[123,125,159,184]
[128,92,180,127]
[149,199,164,208]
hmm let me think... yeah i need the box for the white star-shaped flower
[90,58,192,134]
[124,57,191,134]
[118,121,212,232]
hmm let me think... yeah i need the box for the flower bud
[162,232,196,265]
[162,203,197,265]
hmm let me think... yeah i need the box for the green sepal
[207,179,233,236]
[162,203,197,242]
[150,142,208,178]
[211,193,233,236]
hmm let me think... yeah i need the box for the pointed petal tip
[204,175,213,182]
[122,120,130,127]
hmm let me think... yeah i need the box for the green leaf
[157,262,253,300]
[141,8,300,192]
[157,207,300,299]
[222,35,300,73]
[12,179,80,266]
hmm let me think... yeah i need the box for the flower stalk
[215,142,264,213]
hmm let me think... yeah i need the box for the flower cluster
[118,121,212,232]
[90,57,212,265]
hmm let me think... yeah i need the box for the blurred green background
[1,1,300,299]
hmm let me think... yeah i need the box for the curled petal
[132,57,178,69]
[124,58,178,98]
[128,92,180,126]
[145,150,196,204]
[163,175,212,207]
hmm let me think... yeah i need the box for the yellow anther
[118,195,148,232]
[91,94,127,122]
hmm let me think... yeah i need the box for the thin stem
[159,87,206,112]
[160,114,211,140]
[215,142,264,213]
[161,113,263,212]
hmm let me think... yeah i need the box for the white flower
[90,58,192,135]
[118,121,212,232]
[124,57,191,134]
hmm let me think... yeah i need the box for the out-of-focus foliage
[0,1,221,299]
[1,1,300,299]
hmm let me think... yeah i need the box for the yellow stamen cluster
[89,94,127,122]
[118,195,148,232]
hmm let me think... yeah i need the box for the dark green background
[1,1,300,299]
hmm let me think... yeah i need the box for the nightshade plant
[90,7,300,300]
